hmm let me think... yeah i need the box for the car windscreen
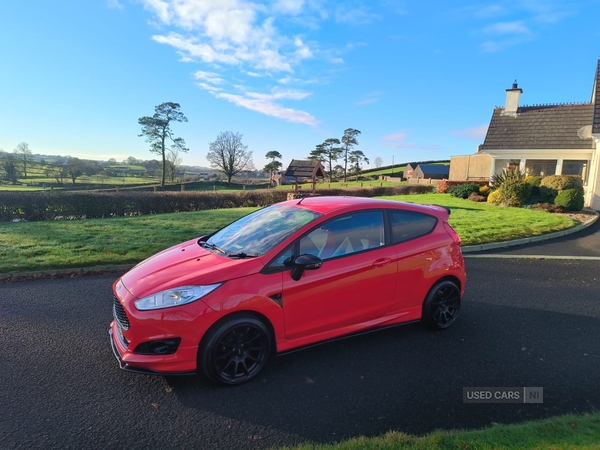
[203,204,322,257]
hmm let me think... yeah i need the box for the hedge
[437,180,488,194]
[0,185,433,222]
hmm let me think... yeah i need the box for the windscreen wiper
[199,241,226,255]
[227,252,258,259]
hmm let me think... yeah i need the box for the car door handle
[372,258,392,268]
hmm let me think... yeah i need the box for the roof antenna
[297,197,305,205]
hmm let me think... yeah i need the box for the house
[450,57,600,210]
[284,159,326,189]
[409,164,449,180]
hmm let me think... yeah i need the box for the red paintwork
[110,197,466,374]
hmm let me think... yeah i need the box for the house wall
[482,148,598,208]
[449,154,492,180]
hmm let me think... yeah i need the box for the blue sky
[1,1,599,171]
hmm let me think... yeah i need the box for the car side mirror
[290,254,323,281]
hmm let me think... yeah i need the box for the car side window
[390,210,437,244]
[263,244,294,272]
[299,211,384,261]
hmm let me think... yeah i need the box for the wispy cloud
[451,124,489,140]
[381,132,439,150]
[483,20,531,35]
[335,4,381,25]
[107,0,124,10]
[356,91,383,105]
[459,1,577,53]
[140,0,339,124]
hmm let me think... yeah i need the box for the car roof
[279,196,449,218]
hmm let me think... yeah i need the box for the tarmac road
[1,258,599,449]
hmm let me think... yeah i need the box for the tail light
[443,222,461,246]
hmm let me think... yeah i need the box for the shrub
[525,176,543,197]
[497,180,532,207]
[554,188,584,211]
[467,192,487,202]
[479,185,490,195]
[490,168,526,190]
[540,175,583,193]
[448,182,482,199]
[0,184,435,222]
[437,180,488,194]
[539,186,558,203]
[487,190,501,203]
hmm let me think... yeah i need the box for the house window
[562,160,589,186]
[494,159,521,175]
[525,160,557,177]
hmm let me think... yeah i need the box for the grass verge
[282,412,600,450]
[0,194,576,274]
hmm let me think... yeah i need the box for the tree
[341,129,361,182]
[65,157,85,186]
[206,131,254,184]
[349,150,369,181]
[14,142,32,178]
[2,154,18,183]
[138,102,189,187]
[374,157,383,168]
[46,162,66,185]
[311,138,342,182]
[263,151,282,185]
[166,146,183,183]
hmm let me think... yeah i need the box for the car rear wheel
[422,280,461,330]
[199,315,272,385]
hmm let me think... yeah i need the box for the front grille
[113,295,131,330]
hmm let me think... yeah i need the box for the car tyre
[422,280,461,330]
[199,315,272,385]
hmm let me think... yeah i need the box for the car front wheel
[422,280,461,330]
[199,315,272,385]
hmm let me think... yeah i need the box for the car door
[280,210,398,341]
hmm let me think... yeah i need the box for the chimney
[502,80,522,116]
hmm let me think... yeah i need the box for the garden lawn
[381,193,576,245]
[282,412,600,450]
[0,194,576,274]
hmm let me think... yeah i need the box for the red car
[110,196,465,385]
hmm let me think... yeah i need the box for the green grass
[381,194,575,245]
[282,412,600,450]
[0,194,576,274]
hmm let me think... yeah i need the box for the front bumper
[109,326,195,376]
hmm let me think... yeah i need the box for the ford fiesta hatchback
[110,196,466,385]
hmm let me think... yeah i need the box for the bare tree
[46,162,67,185]
[341,129,361,182]
[206,131,254,184]
[14,142,32,178]
[166,146,183,183]
[138,102,188,187]
[374,157,383,168]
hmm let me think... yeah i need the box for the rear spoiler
[432,204,451,216]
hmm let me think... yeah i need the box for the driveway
[1,257,599,449]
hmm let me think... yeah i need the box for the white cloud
[335,4,381,25]
[215,91,319,125]
[107,0,124,10]
[356,91,383,105]
[451,124,489,140]
[381,132,438,150]
[483,21,531,35]
[383,132,407,141]
[193,70,225,84]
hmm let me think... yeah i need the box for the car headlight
[134,284,222,311]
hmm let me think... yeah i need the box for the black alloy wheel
[199,315,272,385]
[422,280,461,330]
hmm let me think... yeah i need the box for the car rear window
[390,210,437,244]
